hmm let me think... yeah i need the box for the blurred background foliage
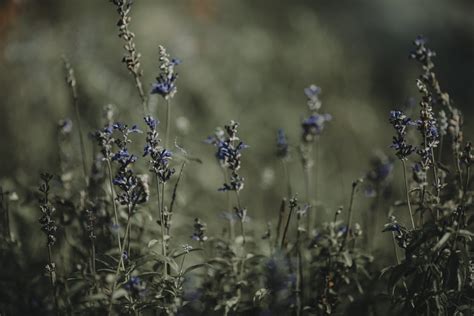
[0,0,473,249]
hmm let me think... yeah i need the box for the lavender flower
[364,152,394,198]
[113,152,148,207]
[207,121,247,192]
[107,123,148,208]
[366,156,394,183]
[57,119,73,135]
[304,84,322,111]
[414,80,439,172]
[389,110,415,160]
[94,125,114,161]
[382,216,409,248]
[143,115,175,183]
[125,276,147,298]
[301,113,332,143]
[276,128,289,159]
[151,45,180,99]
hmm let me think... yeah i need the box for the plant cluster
[0,4,472,316]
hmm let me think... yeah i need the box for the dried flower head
[38,173,57,246]
[191,218,208,242]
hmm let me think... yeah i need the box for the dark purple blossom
[389,110,416,160]
[276,128,289,159]
[301,113,332,142]
[151,45,179,100]
[207,121,247,192]
[125,276,147,298]
[143,115,175,182]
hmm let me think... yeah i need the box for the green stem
[108,214,133,316]
[134,76,147,114]
[401,160,416,230]
[164,99,171,148]
[4,196,10,241]
[437,134,444,164]
[275,198,286,248]
[48,245,59,316]
[222,168,234,242]
[91,238,96,286]
[281,203,295,249]
[106,160,124,270]
[295,216,303,316]
[430,148,439,196]
[179,253,187,276]
[235,191,246,245]
[235,191,245,245]
[161,181,168,277]
[340,180,360,252]
[455,149,463,186]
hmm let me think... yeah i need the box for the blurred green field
[0,0,473,251]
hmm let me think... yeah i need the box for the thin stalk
[437,135,444,164]
[314,139,320,200]
[391,233,401,264]
[107,214,133,316]
[4,197,10,241]
[126,220,132,256]
[161,181,168,277]
[235,191,246,245]
[168,161,186,215]
[281,203,296,249]
[179,253,187,276]
[223,169,234,242]
[91,238,96,286]
[235,257,246,307]
[401,160,416,230]
[106,160,124,270]
[454,149,463,186]
[154,174,167,278]
[164,99,171,148]
[275,198,286,248]
[340,181,359,252]
[63,57,88,186]
[295,216,303,316]
[430,148,439,197]
[304,165,312,233]
[134,76,148,114]
[47,245,59,316]
[463,166,470,203]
